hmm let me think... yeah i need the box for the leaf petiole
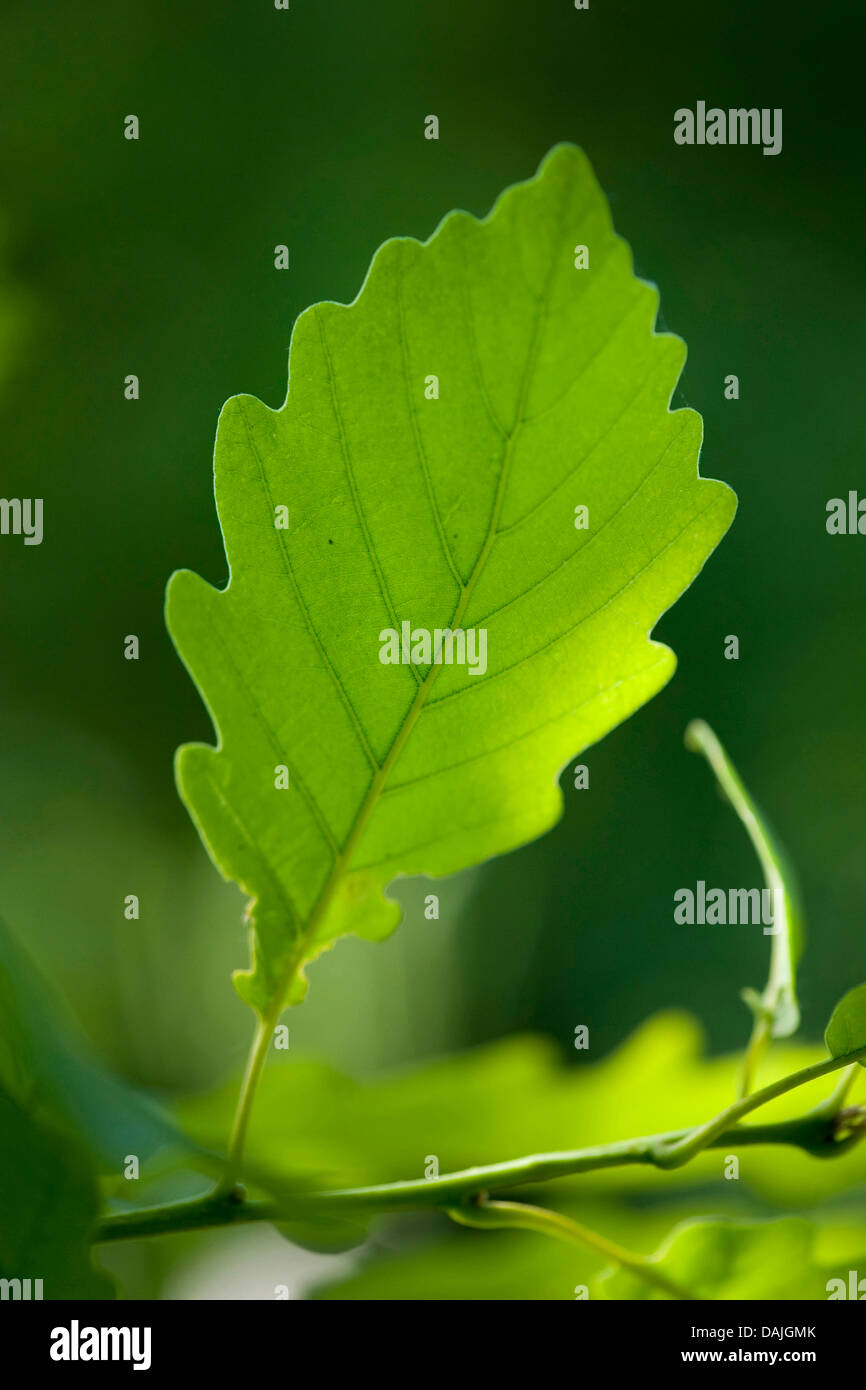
[217,1006,281,1195]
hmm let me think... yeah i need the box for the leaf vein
[426,489,725,710]
[315,310,421,687]
[239,406,379,771]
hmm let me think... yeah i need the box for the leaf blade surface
[167,145,736,1014]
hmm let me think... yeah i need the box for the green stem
[448,1200,694,1299]
[95,1067,865,1245]
[217,1012,276,1195]
[96,1191,281,1242]
[215,989,294,1195]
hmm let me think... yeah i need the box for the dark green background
[0,0,863,1105]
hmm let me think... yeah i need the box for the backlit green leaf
[167,144,736,1018]
[825,983,866,1066]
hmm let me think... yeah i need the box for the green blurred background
[0,0,864,1298]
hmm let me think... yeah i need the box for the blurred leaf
[0,1087,114,1299]
[685,719,803,1039]
[0,214,34,398]
[595,1216,861,1301]
[312,1207,608,1301]
[167,142,735,1019]
[275,1213,370,1255]
[313,1205,866,1301]
[0,916,183,1169]
[825,983,866,1066]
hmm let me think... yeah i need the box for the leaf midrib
[266,242,558,1014]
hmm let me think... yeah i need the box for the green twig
[95,1053,866,1244]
